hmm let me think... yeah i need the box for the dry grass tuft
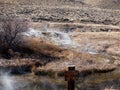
[36,51,117,74]
[72,32,120,56]
[23,37,71,59]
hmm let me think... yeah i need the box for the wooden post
[65,65,79,90]
[31,64,36,75]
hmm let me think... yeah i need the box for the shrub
[0,16,29,58]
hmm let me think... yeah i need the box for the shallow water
[0,66,120,90]
[0,74,66,90]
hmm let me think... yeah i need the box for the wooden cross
[65,65,79,90]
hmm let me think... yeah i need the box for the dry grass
[0,27,119,75]
[36,51,117,73]
[23,37,71,59]
[0,58,41,67]
[71,32,120,56]
[20,32,120,73]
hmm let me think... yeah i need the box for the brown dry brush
[0,16,29,58]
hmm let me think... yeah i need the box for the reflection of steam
[22,28,76,48]
[0,71,29,90]
[2,75,14,90]
[0,72,14,90]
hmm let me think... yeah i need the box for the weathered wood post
[65,65,79,90]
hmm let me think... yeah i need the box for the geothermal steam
[22,28,76,48]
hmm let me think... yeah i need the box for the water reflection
[0,75,13,90]
[0,68,120,90]
[0,74,66,90]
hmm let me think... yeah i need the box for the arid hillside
[0,0,120,32]
[0,0,120,10]
[85,0,120,9]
